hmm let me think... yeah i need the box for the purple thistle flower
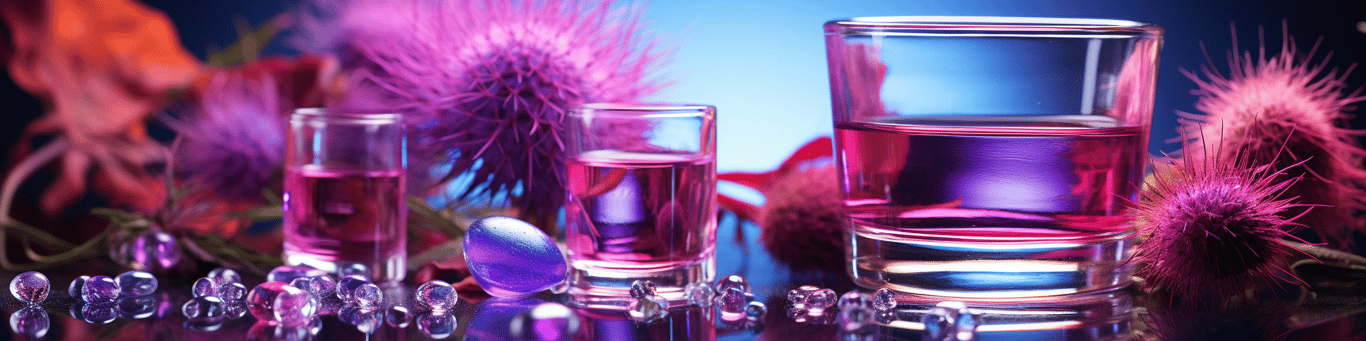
[1177,25,1366,250]
[296,0,667,218]
[1135,135,1310,308]
[162,73,286,202]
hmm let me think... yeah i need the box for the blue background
[4,0,1364,203]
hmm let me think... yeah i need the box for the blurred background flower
[164,55,337,206]
[296,0,669,223]
[0,0,202,214]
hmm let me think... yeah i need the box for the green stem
[0,138,69,271]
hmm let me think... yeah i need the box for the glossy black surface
[1,218,1362,340]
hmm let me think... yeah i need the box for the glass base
[284,251,406,282]
[853,290,1134,340]
[850,230,1136,298]
[566,256,715,309]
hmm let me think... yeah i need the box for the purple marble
[267,265,326,284]
[9,271,49,304]
[115,271,158,296]
[246,281,300,321]
[82,276,119,304]
[462,216,567,298]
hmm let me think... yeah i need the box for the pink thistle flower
[162,72,286,203]
[296,0,667,218]
[1177,25,1366,250]
[1135,137,1311,308]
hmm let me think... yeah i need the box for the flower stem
[0,137,70,271]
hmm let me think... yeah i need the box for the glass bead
[224,301,248,319]
[289,277,312,296]
[338,306,363,325]
[218,282,248,302]
[129,230,183,270]
[116,295,157,319]
[315,296,344,316]
[182,318,223,332]
[416,280,458,312]
[838,291,872,310]
[629,280,658,300]
[10,271,49,304]
[69,301,85,320]
[10,306,49,339]
[920,301,977,341]
[839,307,873,332]
[417,312,457,339]
[82,276,119,304]
[386,306,412,328]
[267,265,325,284]
[307,275,337,298]
[872,288,897,311]
[340,262,369,278]
[335,275,371,303]
[874,309,898,324]
[81,302,118,324]
[349,309,382,335]
[462,216,567,298]
[786,306,808,322]
[68,275,88,300]
[685,282,715,307]
[207,267,241,287]
[273,285,318,326]
[717,288,748,319]
[714,275,750,295]
[787,289,807,307]
[247,281,298,321]
[788,285,818,307]
[192,277,217,297]
[511,302,579,341]
[745,301,767,319]
[182,296,226,319]
[627,295,669,322]
[805,288,837,310]
[115,271,158,296]
[354,283,384,310]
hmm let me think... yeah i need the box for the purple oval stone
[462,216,567,298]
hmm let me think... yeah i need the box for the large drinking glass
[824,17,1162,299]
[284,108,407,281]
[564,103,718,307]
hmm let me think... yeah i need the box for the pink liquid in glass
[836,116,1146,298]
[283,166,406,278]
[565,151,717,287]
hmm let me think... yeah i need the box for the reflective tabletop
[2,218,1364,340]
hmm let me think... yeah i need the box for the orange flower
[1,0,202,213]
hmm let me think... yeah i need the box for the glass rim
[291,108,403,125]
[825,16,1162,37]
[572,103,716,119]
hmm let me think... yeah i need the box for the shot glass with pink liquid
[564,103,717,308]
[284,108,406,282]
[825,17,1162,300]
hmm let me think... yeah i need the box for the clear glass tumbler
[824,17,1162,299]
[284,108,407,282]
[564,103,718,307]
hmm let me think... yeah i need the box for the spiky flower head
[1136,139,1309,308]
[296,0,666,218]
[1178,26,1366,249]
[758,162,844,274]
[163,72,285,202]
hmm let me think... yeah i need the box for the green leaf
[206,15,282,67]
[406,239,464,272]
[407,196,465,238]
